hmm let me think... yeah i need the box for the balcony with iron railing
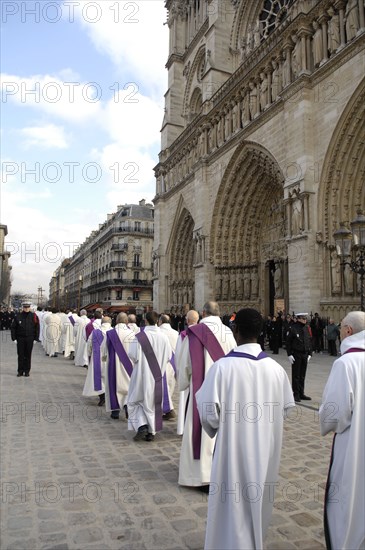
[111,243,128,251]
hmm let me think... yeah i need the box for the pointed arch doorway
[210,142,288,315]
[168,208,195,312]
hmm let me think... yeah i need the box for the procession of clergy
[35,303,365,550]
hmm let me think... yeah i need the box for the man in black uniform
[11,302,40,377]
[286,312,312,402]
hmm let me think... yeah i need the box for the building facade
[153,0,365,318]
[50,201,154,313]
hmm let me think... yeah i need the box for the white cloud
[65,0,169,98]
[1,72,103,123]
[20,124,69,149]
[104,88,163,147]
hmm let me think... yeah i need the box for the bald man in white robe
[178,301,236,487]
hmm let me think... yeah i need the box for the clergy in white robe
[127,314,140,334]
[175,309,200,435]
[178,301,236,487]
[74,310,90,367]
[82,317,112,405]
[159,314,179,418]
[105,312,135,419]
[319,311,365,550]
[196,308,295,550]
[43,309,62,357]
[41,310,51,351]
[64,311,78,359]
[127,311,172,441]
[58,310,69,354]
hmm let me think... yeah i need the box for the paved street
[1,330,335,550]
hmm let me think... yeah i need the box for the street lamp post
[77,275,83,311]
[333,209,365,312]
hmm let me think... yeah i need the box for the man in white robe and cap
[158,314,179,420]
[58,309,69,355]
[43,308,62,357]
[127,311,172,442]
[320,310,365,550]
[82,316,113,406]
[105,312,135,420]
[175,309,200,435]
[196,308,295,550]
[64,309,79,360]
[178,301,236,488]
[74,309,90,368]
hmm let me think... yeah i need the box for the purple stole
[68,315,75,326]
[85,319,95,340]
[106,329,133,410]
[342,347,365,354]
[92,329,104,391]
[226,350,268,360]
[188,323,225,459]
[135,330,163,432]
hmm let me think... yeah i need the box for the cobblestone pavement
[1,330,335,550]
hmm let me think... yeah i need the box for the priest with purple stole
[105,312,135,420]
[320,311,365,550]
[178,301,236,487]
[82,316,112,407]
[196,308,295,550]
[127,311,172,442]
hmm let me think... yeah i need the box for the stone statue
[236,269,243,299]
[215,270,222,300]
[253,22,261,48]
[345,0,360,41]
[224,110,231,141]
[243,268,251,299]
[249,81,259,118]
[282,49,291,88]
[271,59,282,101]
[259,72,269,110]
[222,270,229,300]
[251,267,259,297]
[172,286,178,304]
[231,101,239,132]
[312,20,323,67]
[344,263,354,293]
[230,271,236,300]
[240,37,247,62]
[291,196,302,235]
[330,250,341,293]
[241,90,250,126]
[328,7,340,54]
[187,285,193,306]
[246,25,254,55]
[152,252,159,277]
[291,34,301,78]
[195,235,202,264]
[217,117,223,147]
[272,262,284,298]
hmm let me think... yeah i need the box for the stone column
[266,63,273,106]
[358,0,365,31]
[335,1,347,48]
[319,14,329,64]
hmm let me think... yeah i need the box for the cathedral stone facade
[154,0,365,318]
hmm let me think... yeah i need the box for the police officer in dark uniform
[286,312,312,402]
[11,302,40,377]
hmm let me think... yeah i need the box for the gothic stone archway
[210,142,286,314]
[168,207,195,311]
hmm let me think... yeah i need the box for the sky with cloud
[1,0,168,299]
